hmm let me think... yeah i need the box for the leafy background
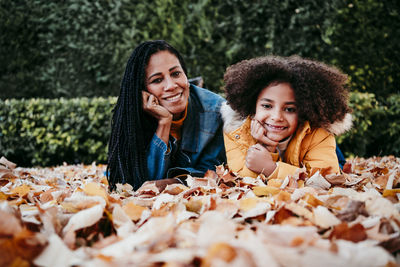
[1,0,399,166]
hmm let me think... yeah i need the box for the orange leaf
[11,184,31,198]
[330,223,367,242]
[253,186,280,196]
[382,189,400,197]
[274,191,291,202]
[203,242,237,266]
[304,193,324,207]
[122,202,148,221]
[83,182,108,203]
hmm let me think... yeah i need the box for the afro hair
[223,55,351,129]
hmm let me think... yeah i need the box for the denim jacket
[146,84,227,180]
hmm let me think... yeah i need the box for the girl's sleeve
[302,130,340,173]
[224,132,258,178]
[268,129,340,179]
[146,134,172,180]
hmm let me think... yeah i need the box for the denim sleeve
[193,124,226,173]
[166,124,226,179]
[146,134,172,180]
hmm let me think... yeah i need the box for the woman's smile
[162,92,183,102]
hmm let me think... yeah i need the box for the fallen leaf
[122,202,148,221]
[330,223,367,242]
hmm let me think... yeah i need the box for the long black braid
[107,40,188,190]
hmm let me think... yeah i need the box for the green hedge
[0,97,116,167]
[338,92,400,157]
[1,93,400,167]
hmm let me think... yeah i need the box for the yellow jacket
[221,103,352,179]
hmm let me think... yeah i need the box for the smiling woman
[107,40,226,190]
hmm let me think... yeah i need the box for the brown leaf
[336,200,368,222]
[374,174,390,189]
[273,207,294,224]
[342,162,352,174]
[325,173,346,185]
[136,181,160,197]
[0,156,17,170]
[379,235,400,254]
[163,183,189,195]
[329,223,367,242]
[0,210,22,236]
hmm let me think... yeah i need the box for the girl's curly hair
[223,55,351,129]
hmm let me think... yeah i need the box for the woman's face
[145,50,189,120]
[253,82,299,142]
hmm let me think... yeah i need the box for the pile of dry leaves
[0,155,399,267]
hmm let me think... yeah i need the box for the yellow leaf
[185,199,203,213]
[268,179,283,187]
[274,191,291,202]
[122,202,148,221]
[382,189,400,197]
[0,192,8,200]
[239,198,258,211]
[11,184,30,198]
[304,193,324,207]
[83,182,108,203]
[253,186,280,196]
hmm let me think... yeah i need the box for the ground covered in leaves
[1,155,400,267]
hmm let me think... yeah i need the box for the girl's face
[145,50,189,120]
[254,82,298,142]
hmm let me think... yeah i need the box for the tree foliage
[1,0,398,98]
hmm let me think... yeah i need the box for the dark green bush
[0,97,116,167]
[337,92,400,158]
[1,93,399,167]
[1,0,398,99]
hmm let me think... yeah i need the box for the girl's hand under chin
[245,143,277,176]
[250,119,279,152]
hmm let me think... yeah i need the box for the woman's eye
[171,71,181,77]
[151,78,162,84]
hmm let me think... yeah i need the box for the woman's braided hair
[107,40,187,190]
[224,55,351,128]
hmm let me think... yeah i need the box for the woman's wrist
[159,114,173,126]
[156,117,172,144]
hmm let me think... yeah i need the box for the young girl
[107,40,226,190]
[221,55,352,179]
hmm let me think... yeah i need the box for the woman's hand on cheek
[245,143,277,176]
[251,119,278,152]
[142,91,172,124]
